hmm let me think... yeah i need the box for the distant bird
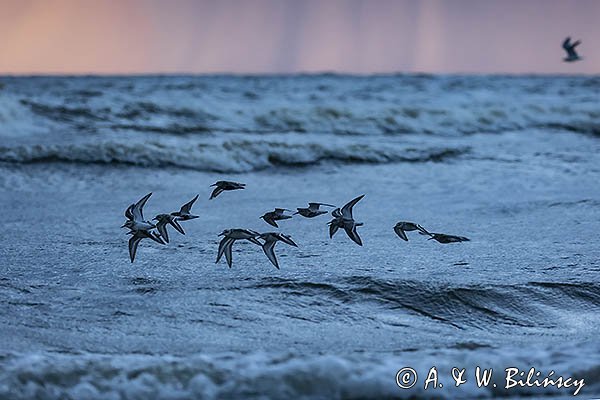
[258,232,298,269]
[127,228,165,262]
[328,194,365,246]
[171,195,199,221]
[121,192,155,232]
[294,202,336,218]
[562,37,582,62]
[210,181,245,200]
[260,208,293,228]
[393,221,431,241]
[216,229,261,267]
[428,233,470,244]
[153,214,185,243]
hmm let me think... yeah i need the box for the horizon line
[0,71,597,78]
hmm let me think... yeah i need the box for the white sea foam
[1,343,598,400]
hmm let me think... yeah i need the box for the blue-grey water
[0,74,599,399]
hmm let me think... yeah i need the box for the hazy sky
[0,0,598,74]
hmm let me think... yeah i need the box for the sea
[0,74,599,399]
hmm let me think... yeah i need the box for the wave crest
[0,141,469,172]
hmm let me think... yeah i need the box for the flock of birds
[121,180,470,268]
[120,36,583,267]
[118,35,582,267]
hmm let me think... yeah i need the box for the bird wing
[569,40,581,58]
[217,237,233,263]
[317,203,336,208]
[341,194,365,219]
[156,220,170,243]
[146,231,165,244]
[567,46,580,58]
[247,237,263,246]
[125,203,135,220]
[210,187,224,200]
[416,224,431,236]
[128,234,142,262]
[180,194,198,214]
[261,240,280,269]
[427,233,440,241]
[344,224,363,246]
[262,215,279,228]
[563,37,581,58]
[394,226,408,241]
[329,220,340,238]
[132,192,152,221]
[276,233,298,247]
[224,239,234,267]
[170,218,186,235]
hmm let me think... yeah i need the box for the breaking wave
[0,141,469,172]
[1,74,599,141]
[1,346,598,400]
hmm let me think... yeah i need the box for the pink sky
[0,0,598,74]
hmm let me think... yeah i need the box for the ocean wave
[1,75,599,139]
[13,98,600,138]
[1,346,598,400]
[0,141,469,172]
[253,277,600,331]
[20,99,109,123]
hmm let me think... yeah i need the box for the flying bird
[393,221,431,241]
[153,214,185,243]
[562,37,582,62]
[127,230,165,263]
[327,194,365,246]
[216,229,262,268]
[121,192,155,232]
[210,181,245,200]
[170,195,200,221]
[428,233,470,244]
[258,232,298,269]
[260,208,293,228]
[294,202,336,218]
[121,193,166,262]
